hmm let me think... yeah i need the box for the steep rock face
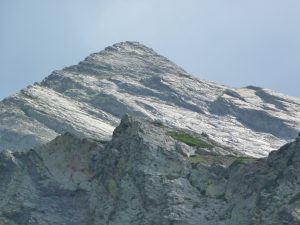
[224,138,300,225]
[0,116,299,224]
[1,42,300,156]
[89,116,300,225]
[0,132,106,225]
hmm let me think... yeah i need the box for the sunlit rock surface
[1,42,300,156]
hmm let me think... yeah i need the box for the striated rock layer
[1,42,300,156]
[0,116,300,225]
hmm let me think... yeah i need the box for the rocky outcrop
[0,42,300,156]
[0,116,299,224]
[0,132,104,225]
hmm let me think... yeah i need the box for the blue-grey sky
[1,0,300,100]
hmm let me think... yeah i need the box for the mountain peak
[105,41,155,53]
[69,41,188,77]
[1,42,300,157]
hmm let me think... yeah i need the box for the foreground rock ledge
[0,116,299,225]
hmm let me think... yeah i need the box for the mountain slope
[0,116,299,225]
[1,41,300,156]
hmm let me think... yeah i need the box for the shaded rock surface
[0,116,299,225]
[1,42,300,156]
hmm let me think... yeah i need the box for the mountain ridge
[0,41,300,157]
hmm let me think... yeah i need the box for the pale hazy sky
[1,0,300,100]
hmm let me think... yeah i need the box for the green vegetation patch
[188,155,208,164]
[289,192,300,204]
[188,154,258,167]
[230,156,257,167]
[167,131,214,149]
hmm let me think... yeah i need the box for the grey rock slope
[0,116,300,225]
[1,42,300,156]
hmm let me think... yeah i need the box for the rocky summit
[0,42,300,224]
[0,41,300,157]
